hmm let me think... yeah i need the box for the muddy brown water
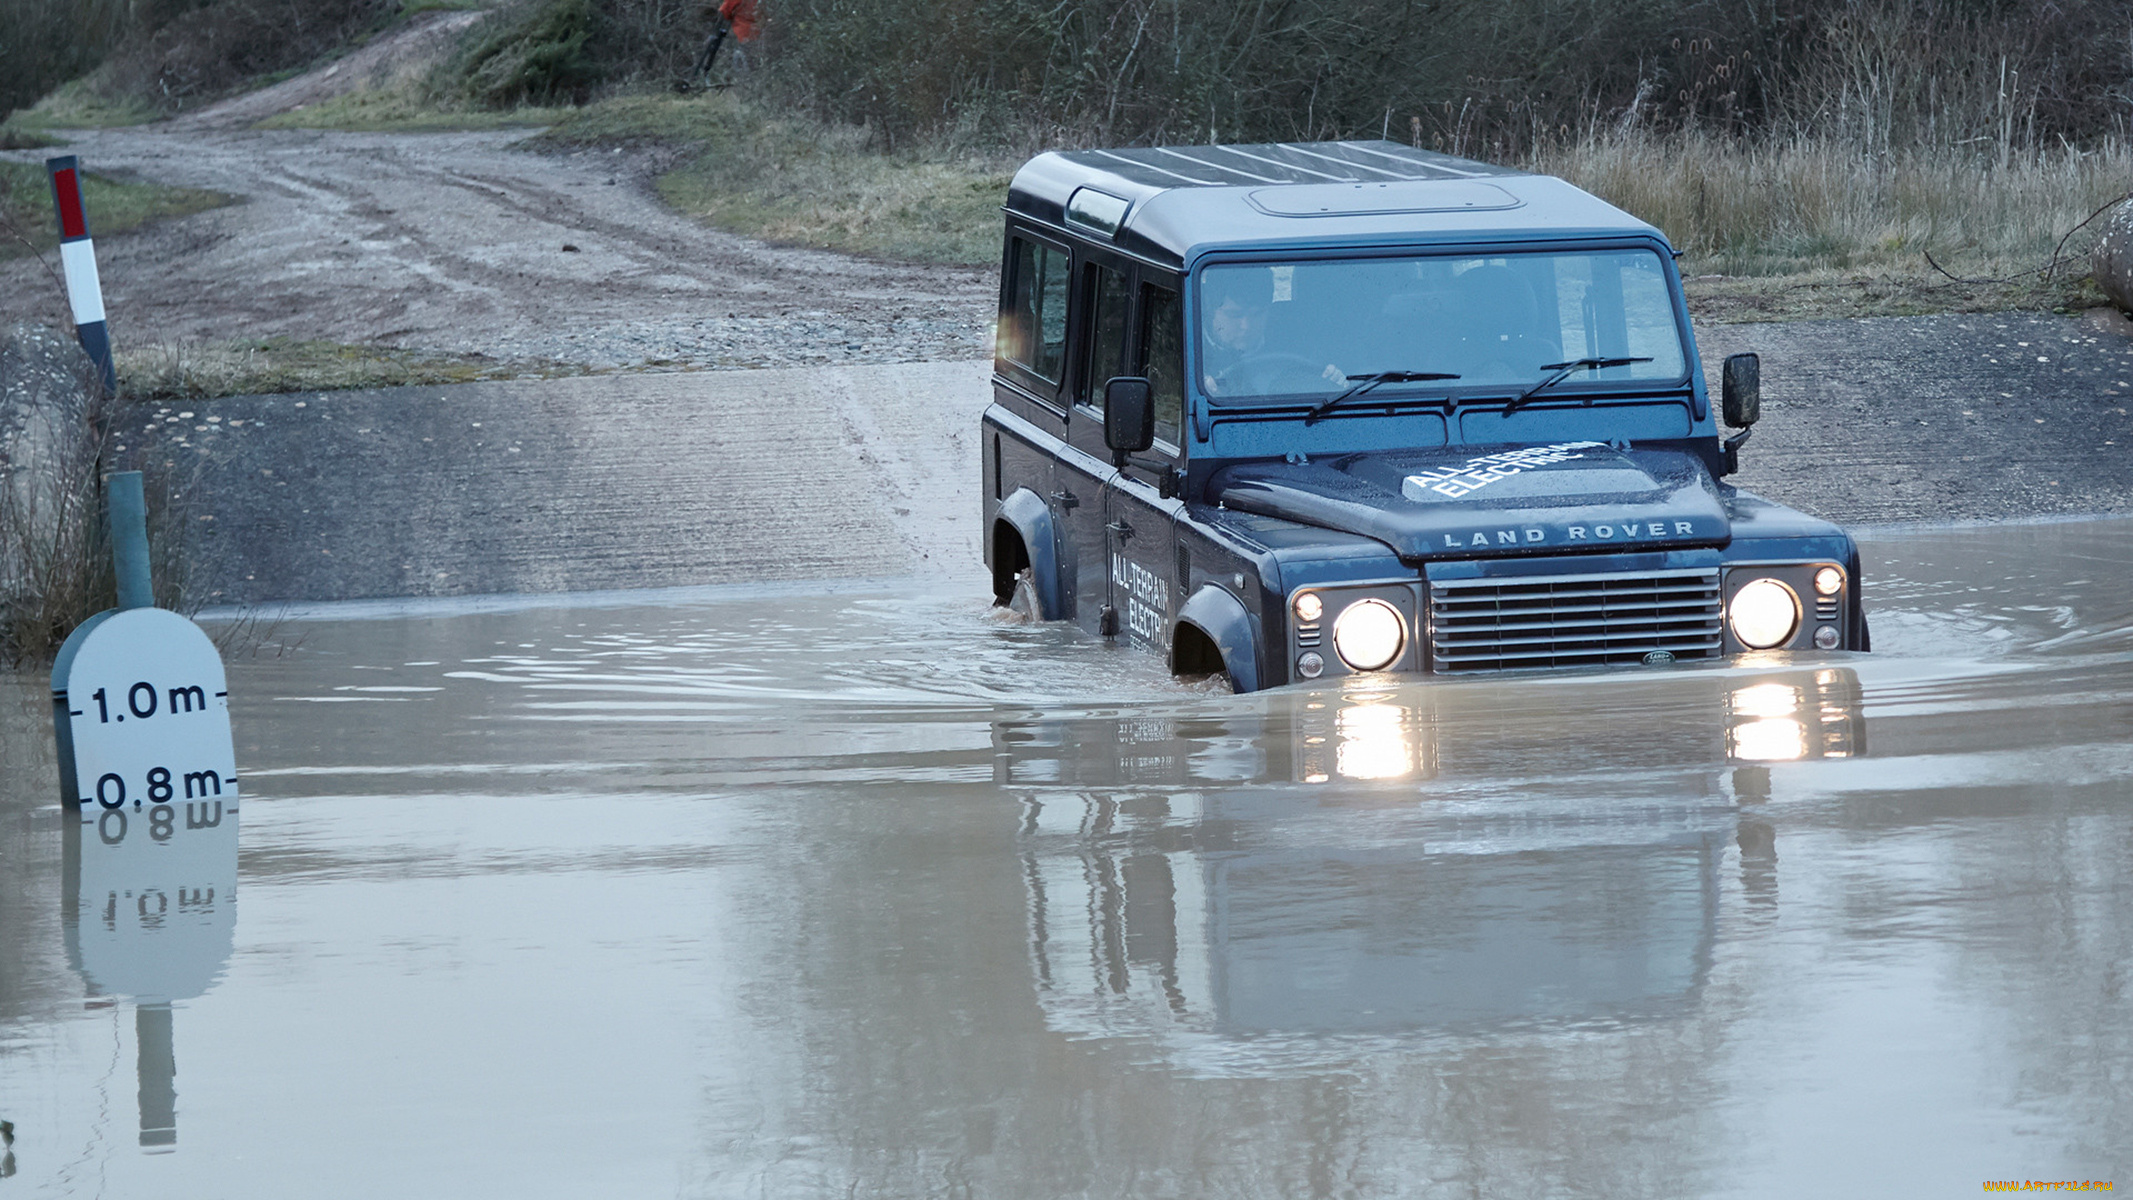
[2,518,2130,1197]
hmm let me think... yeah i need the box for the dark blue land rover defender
[982,141,1865,691]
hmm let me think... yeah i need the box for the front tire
[1005,568,1042,621]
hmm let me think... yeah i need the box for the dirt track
[1,114,995,370]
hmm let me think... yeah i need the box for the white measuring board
[58,608,238,812]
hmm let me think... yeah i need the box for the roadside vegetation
[0,160,229,262]
[115,338,589,399]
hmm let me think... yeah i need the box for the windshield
[1196,249,1688,402]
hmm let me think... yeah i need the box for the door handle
[1049,490,1080,511]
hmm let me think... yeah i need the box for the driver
[1201,270,1342,397]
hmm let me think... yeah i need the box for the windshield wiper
[1502,356,1653,415]
[1304,370,1461,424]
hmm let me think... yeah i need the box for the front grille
[1429,568,1724,671]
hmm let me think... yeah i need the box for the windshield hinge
[1721,426,1752,474]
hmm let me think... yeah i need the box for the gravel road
[1,123,996,371]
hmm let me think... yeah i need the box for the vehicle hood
[1209,441,1729,561]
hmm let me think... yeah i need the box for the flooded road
[3,518,2130,1197]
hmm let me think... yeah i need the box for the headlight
[1729,579,1800,650]
[1332,598,1405,671]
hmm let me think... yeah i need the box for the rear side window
[1141,283,1184,445]
[1002,236,1070,384]
[1078,262,1131,409]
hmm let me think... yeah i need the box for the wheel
[1005,568,1042,621]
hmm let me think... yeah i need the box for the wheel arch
[1173,584,1263,693]
[992,488,1065,620]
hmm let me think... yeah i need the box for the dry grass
[117,337,590,400]
[4,77,159,131]
[0,160,229,262]
[1543,132,2133,273]
[253,88,569,131]
[530,91,1014,264]
[0,357,113,665]
[644,107,1013,265]
[0,354,190,666]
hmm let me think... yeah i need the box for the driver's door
[1066,258,1132,632]
[1102,279,1186,650]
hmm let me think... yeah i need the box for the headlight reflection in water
[1297,690,1425,782]
[1334,699,1419,780]
[1725,673,1862,762]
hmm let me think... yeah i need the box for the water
[3,520,2131,1197]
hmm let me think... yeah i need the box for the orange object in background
[719,0,758,41]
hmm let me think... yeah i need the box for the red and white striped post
[45,155,117,394]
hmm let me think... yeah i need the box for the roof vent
[1066,187,1131,236]
[1248,180,1522,218]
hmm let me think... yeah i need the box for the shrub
[458,0,604,107]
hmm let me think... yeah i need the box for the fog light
[1729,578,1800,650]
[1332,598,1405,671]
[1294,592,1323,623]
[1814,625,1840,649]
[1297,651,1325,678]
[1814,566,1844,596]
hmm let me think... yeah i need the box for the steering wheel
[1213,352,1331,394]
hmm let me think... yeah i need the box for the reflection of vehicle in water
[62,798,238,1150]
[1003,670,1860,1058]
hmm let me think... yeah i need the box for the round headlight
[1729,579,1800,650]
[1332,598,1405,671]
[1294,592,1323,623]
[1814,566,1844,596]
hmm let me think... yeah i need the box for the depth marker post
[51,471,238,810]
[45,155,117,394]
[107,470,153,611]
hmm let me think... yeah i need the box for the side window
[1140,283,1184,446]
[1001,235,1070,385]
[1001,238,1037,368]
[1078,263,1131,409]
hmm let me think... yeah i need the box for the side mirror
[1721,353,1761,428]
[1103,376,1155,459]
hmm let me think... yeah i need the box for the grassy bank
[0,159,229,261]
[252,91,567,132]
[1542,135,2126,320]
[546,94,1013,265]
[116,338,590,399]
[571,93,2127,316]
